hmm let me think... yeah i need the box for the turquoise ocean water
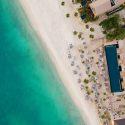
[0,0,86,125]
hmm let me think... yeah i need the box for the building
[89,0,125,16]
[105,44,124,93]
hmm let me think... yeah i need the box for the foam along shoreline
[19,0,101,125]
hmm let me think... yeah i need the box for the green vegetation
[61,1,65,6]
[84,79,89,84]
[82,6,98,23]
[99,14,125,40]
[89,34,94,39]
[66,13,70,18]
[83,7,99,23]
[103,98,106,101]
[78,4,99,23]
[73,31,78,35]
[90,27,95,32]
[83,6,93,23]
[74,12,78,17]
[92,71,96,76]
[92,16,99,21]
[85,86,89,89]
[88,74,91,77]
[74,0,82,3]
[78,32,82,39]
[87,91,91,95]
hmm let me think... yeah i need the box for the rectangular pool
[105,44,123,93]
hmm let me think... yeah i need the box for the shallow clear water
[0,0,85,125]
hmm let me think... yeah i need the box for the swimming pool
[105,44,123,93]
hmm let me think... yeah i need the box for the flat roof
[89,0,112,16]
[105,44,123,93]
[89,0,125,16]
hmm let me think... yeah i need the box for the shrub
[99,14,125,40]
[73,31,78,35]
[90,27,95,32]
[92,71,96,75]
[84,79,89,84]
[61,1,65,6]
[75,0,82,3]
[66,13,70,18]
[78,32,82,39]
[74,12,78,17]
[89,34,94,38]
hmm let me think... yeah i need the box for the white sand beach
[19,0,101,125]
